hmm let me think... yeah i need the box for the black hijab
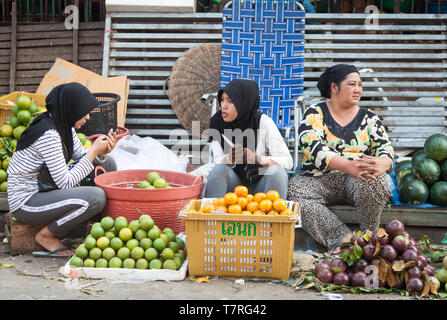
[317,64,359,98]
[209,79,263,184]
[209,78,263,151]
[16,82,99,162]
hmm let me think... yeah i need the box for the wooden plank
[73,0,79,65]
[9,1,16,92]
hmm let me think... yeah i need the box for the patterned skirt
[287,171,392,249]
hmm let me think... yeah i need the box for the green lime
[105,231,115,240]
[174,252,185,263]
[90,225,105,239]
[162,259,177,270]
[0,181,7,192]
[74,246,88,259]
[89,247,102,260]
[126,239,139,251]
[16,95,32,110]
[83,258,95,268]
[175,237,185,250]
[160,247,174,260]
[100,216,114,231]
[16,110,31,125]
[138,180,151,189]
[136,258,149,269]
[110,237,124,251]
[173,256,183,270]
[117,247,131,260]
[128,220,140,234]
[28,103,38,115]
[131,247,145,260]
[76,132,87,145]
[9,117,19,128]
[168,241,179,253]
[153,177,168,188]
[149,258,162,269]
[135,229,148,241]
[109,257,123,268]
[69,256,83,267]
[123,258,136,269]
[139,238,152,250]
[11,105,19,116]
[96,236,110,250]
[119,227,133,242]
[0,169,7,184]
[95,258,108,268]
[162,227,174,234]
[144,247,158,261]
[84,235,96,250]
[153,238,167,252]
[114,216,128,232]
[165,231,176,242]
[148,227,161,241]
[102,247,116,261]
[146,172,161,184]
[139,214,154,231]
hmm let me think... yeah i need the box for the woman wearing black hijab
[7,83,117,257]
[287,64,394,254]
[204,79,292,200]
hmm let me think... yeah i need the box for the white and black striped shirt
[7,128,94,212]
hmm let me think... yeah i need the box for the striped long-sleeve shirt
[7,128,96,212]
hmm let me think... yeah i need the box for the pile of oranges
[200,186,293,216]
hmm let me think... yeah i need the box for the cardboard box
[105,0,196,13]
[36,58,129,128]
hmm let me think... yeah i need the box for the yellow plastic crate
[179,199,300,281]
[0,91,47,124]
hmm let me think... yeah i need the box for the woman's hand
[86,135,110,162]
[100,129,117,157]
[355,155,393,179]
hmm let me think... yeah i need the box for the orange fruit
[266,190,280,202]
[280,208,293,216]
[237,197,248,209]
[246,194,254,202]
[246,201,259,213]
[224,192,238,206]
[228,204,242,214]
[259,199,272,212]
[215,197,226,207]
[267,210,279,216]
[215,205,228,213]
[253,192,267,203]
[234,185,248,198]
[241,210,252,215]
[253,210,266,215]
[212,198,219,207]
[273,199,287,212]
[201,204,215,214]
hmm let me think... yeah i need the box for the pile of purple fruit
[315,219,434,293]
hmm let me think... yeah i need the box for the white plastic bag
[109,134,188,172]
[188,162,215,198]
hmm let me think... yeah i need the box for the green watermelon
[413,158,440,185]
[399,179,429,204]
[441,159,447,181]
[411,150,428,169]
[394,160,411,177]
[429,181,447,206]
[424,133,447,161]
[397,173,417,191]
[397,167,413,183]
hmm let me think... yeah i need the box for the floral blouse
[299,102,394,176]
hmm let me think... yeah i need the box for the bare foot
[328,233,353,255]
[35,226,73,256]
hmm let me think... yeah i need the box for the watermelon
[441,159,447,181]
[394,160,411,177]
[399,179,429,204]
[411,150,427,169]
[413,158,440,185]
[397,173,417,191]
[429,181,447,206]
[397,167,413,183]
[424,133,447,161]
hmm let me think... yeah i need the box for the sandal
[32,247,73,258]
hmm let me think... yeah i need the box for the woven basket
[94,169,203,234]
[165,43,221,137]
[79,93,120,137]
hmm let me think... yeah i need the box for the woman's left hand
[242,148,257,164]
[355,155,393,179]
